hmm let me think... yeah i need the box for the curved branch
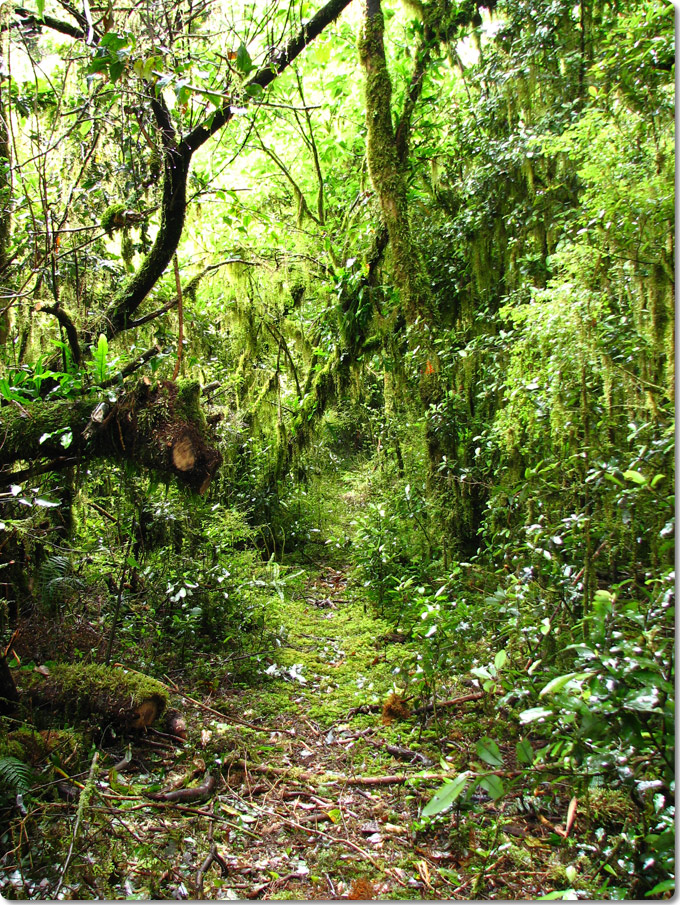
[99,0,353,344]
[102,95,189,338]
[12,6,85,40]
[40,303,81,365]
[183,0,354,154]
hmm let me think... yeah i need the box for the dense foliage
[0,0,673,899]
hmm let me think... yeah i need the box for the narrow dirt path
[156,561,480,901]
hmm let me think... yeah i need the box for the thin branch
[100,345,171,387]
[294,70,325,223]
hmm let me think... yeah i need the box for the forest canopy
[0,0,674,899]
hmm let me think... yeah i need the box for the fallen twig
[196,821,228,899]
[54,750,99,899]
[366,737,434,766]
[413,692,484,715]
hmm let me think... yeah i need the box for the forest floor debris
[1,557,625,900]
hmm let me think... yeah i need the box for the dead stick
[413,692,484,715]
[89,500,118,523]
[196,821,216,899]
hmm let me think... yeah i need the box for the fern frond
[0,756,32,794]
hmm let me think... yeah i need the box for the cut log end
[172,435,196,472]
[130,693,166,730]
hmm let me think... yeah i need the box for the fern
[39,554,84,609]
[93,333,108,383]
[0,756,32,795]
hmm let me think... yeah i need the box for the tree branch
[12,6,85,40]
[40,303,81,365]
[98,0,353,344]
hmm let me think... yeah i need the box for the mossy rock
[17,663,167,731]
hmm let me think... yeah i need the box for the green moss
[101,203,126,235]
[174,379,204,425]
[19,662,167,725]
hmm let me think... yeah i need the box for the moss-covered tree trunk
[0,11,11,346]
[0,379,221,492]
[359,0,443,466]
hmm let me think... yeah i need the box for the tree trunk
[359,0,443,468]
[0,379,221,493]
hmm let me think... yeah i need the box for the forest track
[101,561,483,901]
[183,562,463,901]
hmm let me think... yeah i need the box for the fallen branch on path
[145,771,218,804]
[366,738,434,766]
[234,758,442,787]
[196,821,229,899]
[346,691,484,720]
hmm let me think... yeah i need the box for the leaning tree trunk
[0,379,221,493]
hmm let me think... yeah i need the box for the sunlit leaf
[623,469,647,485]
[519,707,554,724]
[422,772,470,817]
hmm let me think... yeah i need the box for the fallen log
[17,662,167,731]
[0,378,221,493]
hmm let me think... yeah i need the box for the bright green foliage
[0,0,674,898]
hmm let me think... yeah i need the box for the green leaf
[519,706,554,724]
[476,737,503,767]
[108,60,126,82]
[494,649,507,671]
[235,43,253,74]
[645,880,675,897]
[516,738,534,765]
[623,469,647,485]
[94,333,108,383]
[539,672,589,696]
[35,0,45,19]
[623,689,661,713]
[422,772,470,817]
[479,774,504,800]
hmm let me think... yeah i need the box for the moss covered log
[0,379,221,492]
[17,663,167,730]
